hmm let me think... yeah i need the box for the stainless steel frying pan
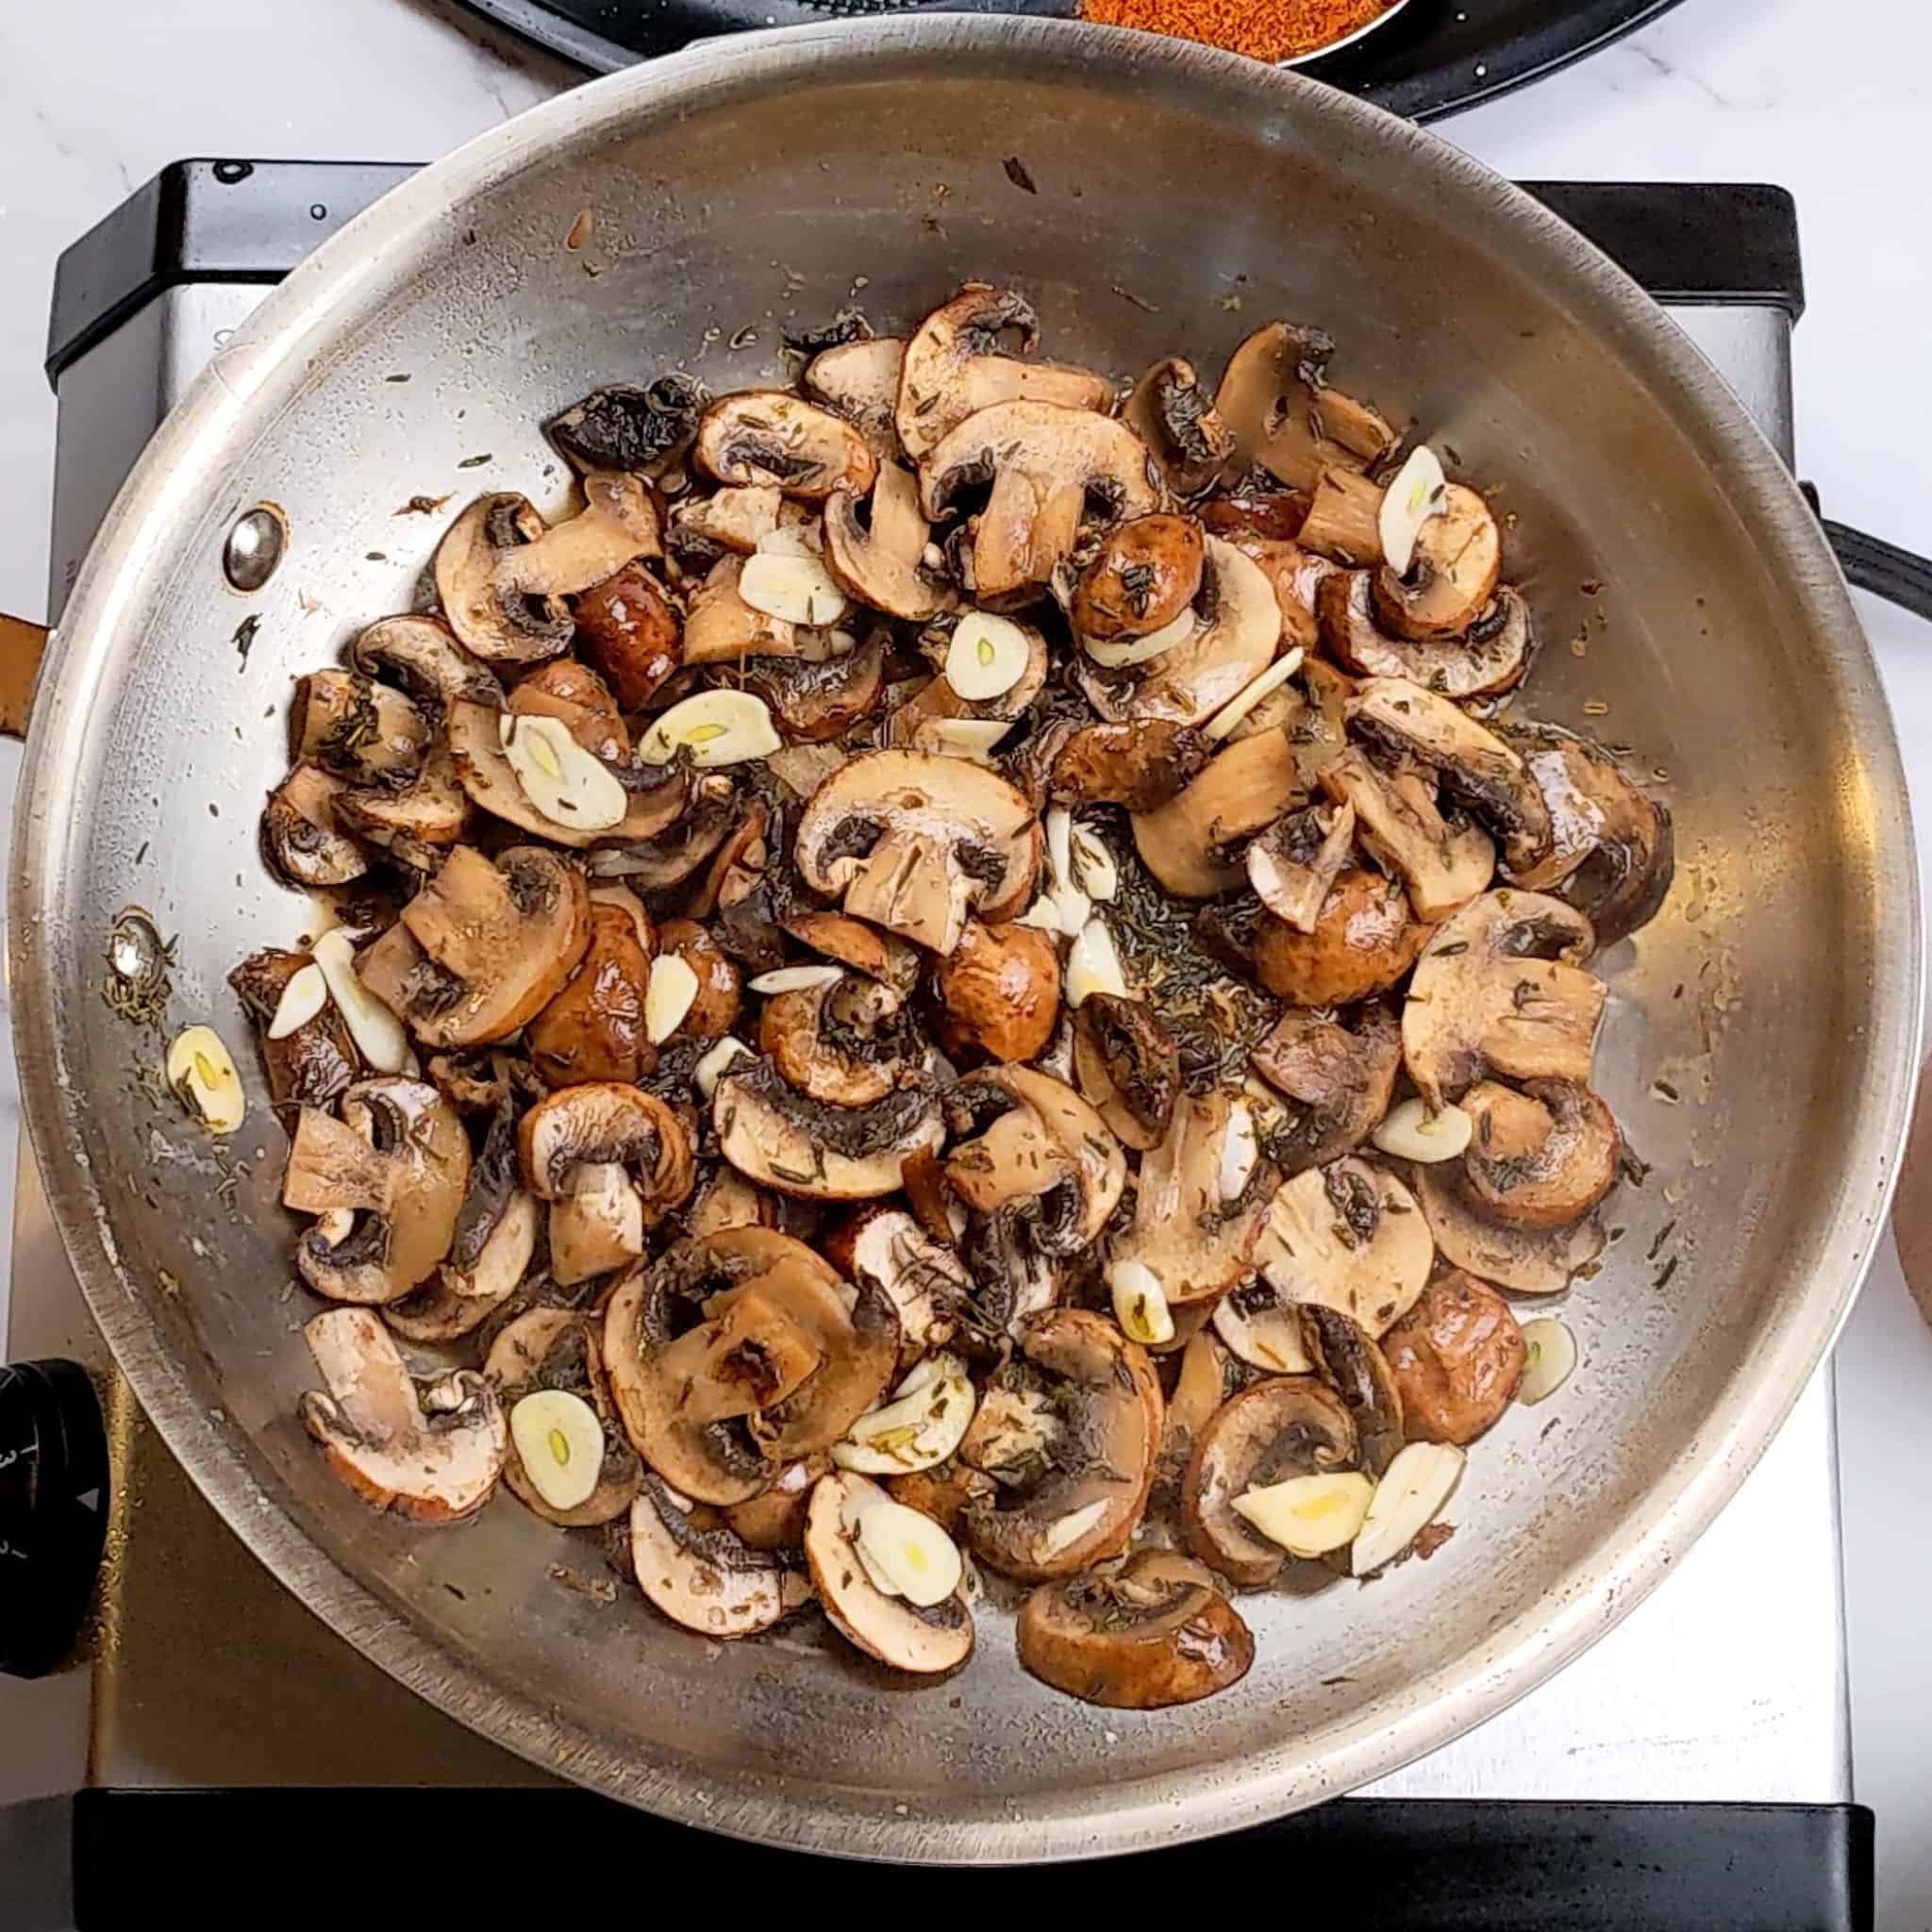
[7,17,1919,1862]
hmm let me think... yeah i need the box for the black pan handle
[1824,519,1932,625]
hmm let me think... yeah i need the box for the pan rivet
[224,504,287,593]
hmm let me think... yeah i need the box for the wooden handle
[1894,1058,1932,1328]
[0,612,48,740]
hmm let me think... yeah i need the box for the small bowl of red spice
[1079,0,1416,67]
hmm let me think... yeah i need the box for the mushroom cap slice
[779,908,923,1007]
[589,775,740,893]
[929,920,1062,1068]
[1321,571,1533,701]
[1182,1375,1357,1587]
[1415,1161,1606,1295]
[1108,1092,1273,1305]
[722,1453,827,1551]
[1381,1269,1527,1445]
[1250,867,1430,1007]
[520,1082,694,1221]
[1347,676,1553,876]
[1402,889,1606,1108]
[547,376,704,476]
[336,747,472,856]
[943,1065,1126,1255]
[824,1206,969,1370]
[961,1309,1163,1584]
[1247,800,1356,933]
[1461,1077,1622,1229]
[1297,1305,1405,1476]
[1072,991,1180,1153]
[352,612,505,712]
[919,400,1158,605]
[631,1476,796,1638]
[485,1307,641,1526]
[1250,1001,1402,1175]
[792,749,1041,957]
[805,336,908,463]
[760,973,916,1108]
[1124,357,1237,496]
[1132,725,1305,901]
[1257,1158,1435,1339]
[1017,1551,1255,1710]
[1214,321,1397,492]
[362,844,590,1048]
[1073,514,1206,642]
[1319,748,1495,924]
[574,560,686,711]
[824,464,949,622]
[897,285,1112,462]
[228,946,358,1111]
[292,670,432,789]
[526,903,654,1088]
[300,1307,508,1523]
[1050,719,1213,812]
[434,493,573,663]
[1373,484,1501,641]
[695,391,876,501]
[713,1058,943,1201]
[263,765,369,889]
[1077,540,1281,728]
[805,1471,975,1674]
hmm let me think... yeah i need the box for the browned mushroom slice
[695,391,876,501]
[741,632,890,745]
[1461,1078,1622,1228]
[1381,1270,1527,1445]
[1050,720,1213,812]
[943,1066,1125,1255]
[1182,1376,1356,1587]
[519,1082,694,1283]
[526,903,654,1088]
[721,1453,827,1550]
[263,765,370,888]
[1256,1158,1434,1338]
[351,612,505,714]
[824,1207,969,1371]
[1158,1326,1255,1497]
[804,1471,975,1674]
[1414,1161,1606,1295]
[1320,571,1534,701]
[792,749,1041,956]
[484,1307,641,1526]
[300,1307,508,1523]
[1018,1551,1254,1709]
[920,400,1158,606]
[960,1310,1162,1583]
[1210,1278,1313,1376]
[747,1266,901,1463]
[1108,1092,1273,1306]
[546,376,705,477]
[228,946,358,1109]
[1216,530,1333,655]
[929,920,1061,1067]
[631,1476,799,1638]
[896,285,1112,462]
[385,1177,538,1343]
[1346,677,1552,876]
[1373,484,1501,641]
[824,464,949,622]
[762,970,918,1108]
[780,909,922,1008]
[1319,747,1494,924]
[669,485,786,559]
[1214,321,1397,492]
[1250,866,1430,1006]
[282,1078,471,1304]
[588,775,739,894]
[1297,1306,1405,1476]
[508,658,630,761]
[681,554,805,664]
[1246,799,1356,932]
[1402,890,1605,1108]
[335,747,472,857]
[1250,1001,1402,1175]
[1072,515,1206,643]
[805,336,908,463]
[292,670,432,788]
[573,560,686,711]
[1132,726,1305,900]
[1072,992,1180,1152]
[713,1058,943,1201]
[1124,358,1237,495]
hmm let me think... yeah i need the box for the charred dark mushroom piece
[1072,991,1180,1152]
[548,375,705,476]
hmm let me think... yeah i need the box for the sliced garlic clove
[740,550,850,626]
[500,711,629,832]
[1037,1496,1113,1561]
[641,691,782,769]
[1352,1441,1465,1576]
[312,928,410,1074]
[1066,917,1129,1007]
[165,1025,245,1135]
[1203,646,1307,742]
[644,953,700,1044]
[1081,605,1196,669]
[944,613,1031,702]
[852,1498,964,1607]
[1217,1099,1259,1201]
[1235,1472,1375,1557]
[693,1035,754,1100]
[1045,807,1074,894]
[747,964,844,995]
[1070,823,1118,903]
[833,1354,977,1475]
[1015,894,1069,933]
[1372,1096,1474,1162]
[266,962,328,1041]
[755,524,821,560]
[1378,443,1448,578]
[912,715,1009,763]
[1517,1319,1578,1406]
[1108,1258,1174,1346]
[509,1388,606,1513]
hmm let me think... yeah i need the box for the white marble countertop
[1,0,1928,1922]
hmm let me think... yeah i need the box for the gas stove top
[0,163,1871,1927]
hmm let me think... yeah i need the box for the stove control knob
[0,1359,108,1678]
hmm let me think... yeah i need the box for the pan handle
[0,613,47,741]
[1824,520,1932,625]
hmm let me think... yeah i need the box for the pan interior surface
[8,20,1916,1862]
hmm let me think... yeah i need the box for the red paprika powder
[1080,0,1391,63]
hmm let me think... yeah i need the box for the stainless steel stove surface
[0,166,1866,1921]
